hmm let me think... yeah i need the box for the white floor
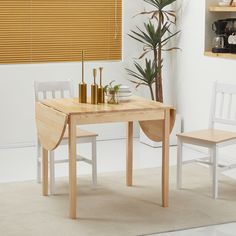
[0,138,236,236]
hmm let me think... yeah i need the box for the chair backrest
[34,80,73,101]
[209,81,236,128]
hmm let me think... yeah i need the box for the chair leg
[37,140,41,183]
[49,151,55,195]
[177,138,183,189]
[209,148,213,181]
[212,146,218,199]
[92,138,97,187]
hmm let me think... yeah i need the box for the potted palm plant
[126,0,181,146]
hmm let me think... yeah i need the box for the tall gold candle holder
[97,67,105,104]
[79,50,87,103]
[91,68,98,104]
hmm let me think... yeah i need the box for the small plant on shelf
[104,80,121,104]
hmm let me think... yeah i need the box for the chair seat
[177,129,236,144]
[63,127,98,139]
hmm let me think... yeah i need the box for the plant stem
[157,10,163,103]
[153,45,158,101]
[149,85,154,100]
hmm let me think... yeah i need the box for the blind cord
[114,0,117,40]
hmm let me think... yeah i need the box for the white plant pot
[139,114,182,147]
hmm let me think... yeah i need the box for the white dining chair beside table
[34,80,98,194]
[177,81,236,199]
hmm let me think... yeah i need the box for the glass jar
[106,91,119,104]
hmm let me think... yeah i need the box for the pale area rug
[0,164,236,236]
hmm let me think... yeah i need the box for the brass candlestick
[97,67,105,104]
[91,68,98,104]
[79,50,87,103]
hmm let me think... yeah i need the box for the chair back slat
[227,93,232,119]
[210,82,236,127]
[219,92,225,118]
[43,91,47,100]
[52,90,56,98]
[34,80,73,101]
[60,90,64,98]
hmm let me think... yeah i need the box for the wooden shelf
[209,5,236,12]
[204,51,236,59]
[205,1,236,60]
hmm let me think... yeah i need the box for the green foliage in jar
[104,80,121,95]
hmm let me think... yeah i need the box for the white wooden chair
[177,81,236,199]
[34,80,98,194]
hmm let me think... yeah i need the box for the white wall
[4,0,227,147]
[0,0,152,147]
[176,0,236,132]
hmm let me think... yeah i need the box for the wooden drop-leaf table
[35,96,175,219]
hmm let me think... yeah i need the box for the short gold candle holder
[91,68,98,104]
[79,50,87,103]
[97,67,105,104]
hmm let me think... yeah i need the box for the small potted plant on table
[104,80,121,104]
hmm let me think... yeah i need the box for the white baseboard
[0,141,36,149]
[0,136,140,149]
[0,123,140,149]
[0,122,139,149]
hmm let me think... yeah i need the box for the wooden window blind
[0,1,31,63]
[0,0,122,64]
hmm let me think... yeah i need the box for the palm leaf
[144,0,177,10]
[161,30,181,44]
[128,21,163,49]
[126,68,150,83]
[126,59,159,87]
[162,47,181,51]
[128,80,149,89]
[143,0,160,8]
[138,50,150,59]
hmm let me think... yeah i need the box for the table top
[36,95,175,150]
[40,96,172,115]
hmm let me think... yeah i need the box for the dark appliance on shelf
[212,18,236,53]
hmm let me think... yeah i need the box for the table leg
[69,117,77,219]
[42,148,48,196]
[162,109,170,207]
[126,121,133,186]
